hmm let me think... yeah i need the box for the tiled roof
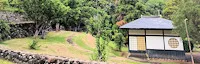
[120,16,174,29]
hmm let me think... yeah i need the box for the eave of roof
[120,16,174,29]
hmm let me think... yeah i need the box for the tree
[52,0,98,31]
[16,0,70,38]
[87,0,146,53]
[145,0,165,15]
[91,37,108,61]
[116,0,147,22]
[172,0,200,43]
[163,0,181,19]
[0,0,6,10]
[113,31,125,51]
[87,9,112,61]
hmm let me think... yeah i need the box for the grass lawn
[0,31,148,64]
[0,59,13,64]
[0,31,184,64]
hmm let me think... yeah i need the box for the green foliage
[116,0,147,22]
[90,49,99,61]
[163,0,181,19]
[13,0,71,37]
[19,0,70,22]
[0,0,7,10]
[91,37,108,61]
[113,32,125,51]
[183,40,194,52]
[87,11,111,61]
[29,40,40,50]
[145,0,165,15]
[0,0,22,12]
[107,41,128,56]
[87,0,146,61]
[0,20,10,41]
[172,0,200,43]
[86,11,112,37]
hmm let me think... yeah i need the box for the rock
[0,49,107,64]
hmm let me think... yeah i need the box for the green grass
[0,31,94,60]
[72,33,94,51]
[38,31,71,44]
[0,31,175,64]
[161,62,178,64]
[0,59,13,64]
[107,41,128,56]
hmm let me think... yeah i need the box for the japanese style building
[120,16,185,60]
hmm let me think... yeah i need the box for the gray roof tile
[120,16,174,29]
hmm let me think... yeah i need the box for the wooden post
[184,19,194,64]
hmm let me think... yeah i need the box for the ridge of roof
[120,16,174,29]
[141,15,161,18]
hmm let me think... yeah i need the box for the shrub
[90,49,98,61]
[29,40,40,50]
[183,40,194,52]
[113,33,125,51]
[90,37,108,61]
[0,20,10,41]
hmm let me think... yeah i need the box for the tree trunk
[34,24,44,39]
[78,24,80,31]
[56,23,60,32]
[34,24,39,38]
[34,30,39,38]
[41,30,46,39]
[75,27,77,32]
[69,26,71,31]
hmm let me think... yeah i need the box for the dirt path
[82,34,96,49]
[66,32,92,53]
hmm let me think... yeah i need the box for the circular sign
[168,38,179,48]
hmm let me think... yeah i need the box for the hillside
[0,59,13,64]
[0,31,146,64]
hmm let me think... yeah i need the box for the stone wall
[0,49,105,64]
[9,23,35,38]
[0,11,35,41]
[0,11,26,23]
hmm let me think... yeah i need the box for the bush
[183,40,194,52]
[0,20,10,41]
[90,37,108,61]
[29,40,40,50]
[90,49,98,61]
[113,33,125,51]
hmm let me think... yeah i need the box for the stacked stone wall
[0,49,105,64]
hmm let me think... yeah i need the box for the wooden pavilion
[120,16,185,60]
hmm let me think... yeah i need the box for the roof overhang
[120,16,174,30]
